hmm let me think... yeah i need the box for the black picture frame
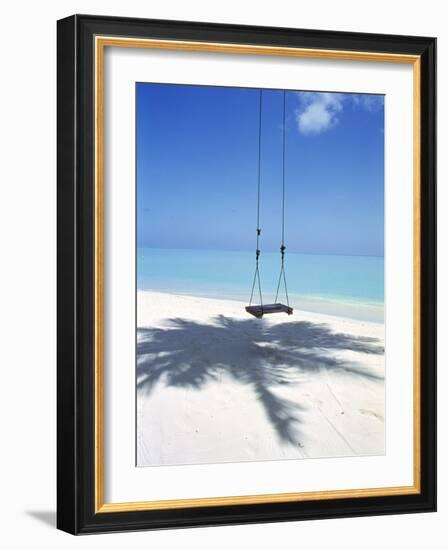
[57,14,436,535]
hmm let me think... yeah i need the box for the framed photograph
[57,14,436,534]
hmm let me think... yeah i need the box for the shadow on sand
[137,316,384,445]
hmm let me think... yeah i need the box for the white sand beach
[137,290,385,467]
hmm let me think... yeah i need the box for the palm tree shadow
[137,316,384,446]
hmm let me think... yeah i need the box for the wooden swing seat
[245,303,293,319]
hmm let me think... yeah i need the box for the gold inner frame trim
[94,35,421,513]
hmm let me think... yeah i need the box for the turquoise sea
[137,248,384,323]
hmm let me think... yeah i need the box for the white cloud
[352,94,384,112]
[296,92,343,135]
[295,92,384,136]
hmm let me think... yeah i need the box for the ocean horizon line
[137,245,384,260]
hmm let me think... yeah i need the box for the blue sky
[136,83,384,257]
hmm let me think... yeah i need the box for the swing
[246,90,293,320]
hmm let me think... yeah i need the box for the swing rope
[274,90,290,307]
[249,89,264,307]
[249,89,290,310]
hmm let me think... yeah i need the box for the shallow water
[137,248,384,323]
